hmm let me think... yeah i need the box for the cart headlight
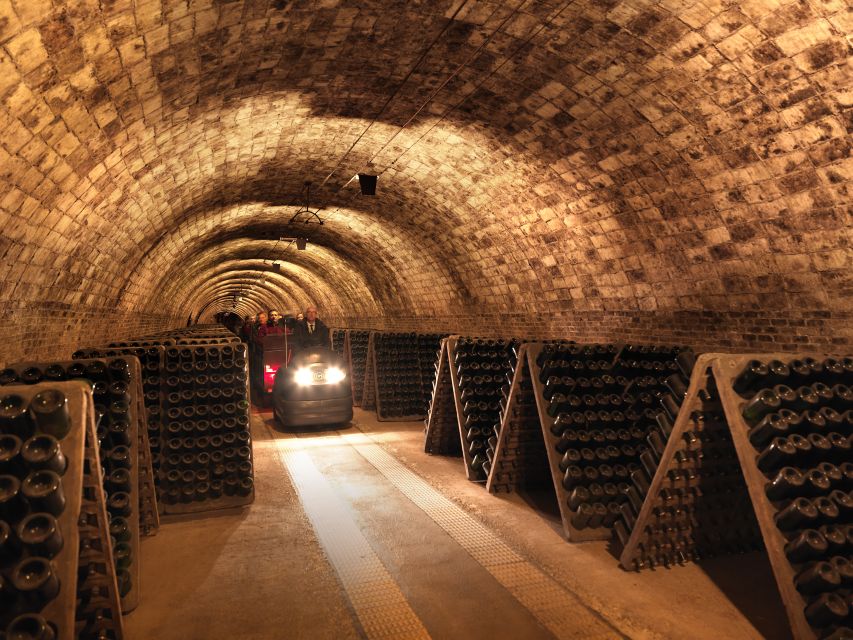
[294,367,313,386]
[326,366,346,384]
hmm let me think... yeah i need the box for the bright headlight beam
[294,367,314,386]
[326,366,346,384]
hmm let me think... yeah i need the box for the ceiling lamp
[288,181,324,225]
[358,173,377,196]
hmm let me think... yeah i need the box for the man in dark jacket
[292,305,330,351]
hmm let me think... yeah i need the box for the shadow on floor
[698,552,792,640]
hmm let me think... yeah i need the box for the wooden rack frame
[74,346,166,524]
[1,381,124,640]
[1,358,146,612]
[424,338,462,457]
[525,343,613,542]
[619,352,847,640]
[158,343,255,517]
[371,334,429,423]
[485,344,550,495]
[346,330,370,407]
[360,332,377,411]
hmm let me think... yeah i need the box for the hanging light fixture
[288,181,324,225]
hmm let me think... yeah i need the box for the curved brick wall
[0,1,850,364]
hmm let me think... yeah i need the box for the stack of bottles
[74,346,165,488]
[0,359,142,610]
[158,345,255,512]
[374,333,426,419]
[348,331,370,404]
[424,340,461,456]
[541,344,694,532]
[417,334,446,413]
[736,356,853,638]
[0,382,124,640]
[456,338,520,482]
[616,367,764,568]
[331,330,346,358]
[487,343,549,492]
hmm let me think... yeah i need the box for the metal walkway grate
[272,435,432,640]
[343,432,624,640]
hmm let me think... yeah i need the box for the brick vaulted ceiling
[0,0,850,360]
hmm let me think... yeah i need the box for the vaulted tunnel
[0,0,850,365]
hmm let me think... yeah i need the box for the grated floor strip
[271,435,432,640]
[342,432,625,640]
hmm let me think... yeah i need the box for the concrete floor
[125,408,791,640]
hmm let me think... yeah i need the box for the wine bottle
[733,360,769,395]
[748,413,790,448]
[22,470,65,516]
[756,437,798,473]
[0,519,20,567]
[794,561,841,594]
[784,529,828,562]
[4,614,57,640]
[804,592,849,628]
[0,475,27,522]
[0,394,34,439]
[774,497,819,531]
[11,556,60,603]
[0,434,23,476]
[21,435,67,475]
[742,389,781,424]
[765,467,805,501]
[17,512,62,558]
[28,390,70,439]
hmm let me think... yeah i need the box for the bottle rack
[372,333,431,422]
[107,339,176,348]
[485,343,551,494]
[72,347,165,537]
[457,337,522,483]
[618,353,852,640]
[418,334,446,414]
[0,358,147,612]
[424,338,462,457]
[0,381,124,640]
[360,333,377,411]
[158,344,255,515]
[174,338,241,345]
[347,331,370,407]
[331,330,346,358]
[425,336,518,483]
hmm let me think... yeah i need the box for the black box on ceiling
[358,173,377,196]
[296,238,307,250]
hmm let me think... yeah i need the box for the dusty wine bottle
[794,561,841,595]
[765,467,805,501]
[784,529,829,562]
[0,394,34,439]
[742,389,781,424]
[17,512,62,558]
[11,556,60,604]
[22,471,65,516]
[21,435,66,475]
[28,390,70,440]
[774,497,819,531]
[804,592,849,628]
[4,614,57,640]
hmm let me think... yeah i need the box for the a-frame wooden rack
[360,332,377,411]
[1,381,125,639]
[618,352,850,640]
[346,330,371,408]
[424,337,462,457]
[422,336,483,481]
[484,343,616,541]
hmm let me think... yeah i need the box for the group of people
[241,305,329,352]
